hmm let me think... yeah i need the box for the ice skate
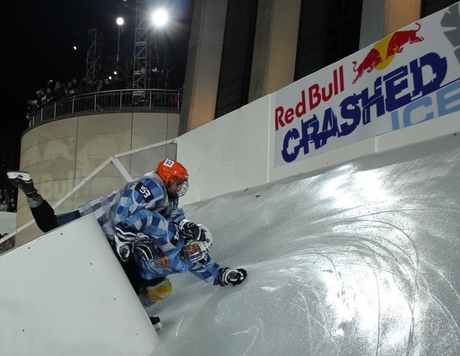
[7,171,39,199]
[149,316,163,330]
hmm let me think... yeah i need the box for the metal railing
[29,89,183,126]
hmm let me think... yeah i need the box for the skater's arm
[189,255,224,286]
[190,255,248,287]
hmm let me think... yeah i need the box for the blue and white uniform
[78,171,223,285]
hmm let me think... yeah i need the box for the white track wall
[179,108,460,205]
[0,212,16,233]
[0,215,158,355]
[178,95,271,204]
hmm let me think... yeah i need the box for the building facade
[180,0,457,131]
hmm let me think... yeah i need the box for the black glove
[218,267,247,286]
[134,238,155,261]
[179,220,205,241]
[113,224,137,263]
[134,236,163,262]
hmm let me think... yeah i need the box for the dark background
[1,0,193,188]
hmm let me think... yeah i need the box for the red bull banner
[274,3,460,167]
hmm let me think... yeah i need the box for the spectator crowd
[26,65,127,121]
[0,187,15,213]
[0,233,14,253]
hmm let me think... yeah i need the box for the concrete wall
[383,0,422,35]
[179,0,228,133]
[360,0,422,49]
[248,0,301,101]
[16,112,179,245]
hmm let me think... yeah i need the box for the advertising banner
[274,2,460,167]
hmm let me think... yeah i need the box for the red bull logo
[154,255,169,268]
[352,22,424,84]
[161,255,168,266]
[352,48,383,84]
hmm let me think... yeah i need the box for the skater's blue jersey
[78,171,223,286]
[78,171,184,253]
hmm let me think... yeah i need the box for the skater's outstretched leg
[149,316,163,330]
[8,171,60,232]
[7,171,41,203]
[30,200,60,232]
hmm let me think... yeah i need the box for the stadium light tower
[149,8,170,88]
[132,4,170,90]
[116,17,124,64]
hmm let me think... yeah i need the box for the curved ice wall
[151,133,460,355]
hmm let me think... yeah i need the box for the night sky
[1,0,193,181]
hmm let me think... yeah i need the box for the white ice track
[150,133,460,356]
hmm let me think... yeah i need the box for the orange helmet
[156,158,188,185]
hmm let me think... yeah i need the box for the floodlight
[152,9,168,27]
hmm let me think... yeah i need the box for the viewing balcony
[28,89,182,126]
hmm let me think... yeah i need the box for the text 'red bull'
[275,66,344,131]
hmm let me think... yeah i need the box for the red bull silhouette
[352,48,383,84]
[386,22,424,58]
[352,22,424,84]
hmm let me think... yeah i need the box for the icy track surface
[150,134,460,356]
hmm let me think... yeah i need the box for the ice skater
[8,158,247,311]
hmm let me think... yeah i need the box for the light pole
[150,9,168,88]
[116,17,124,64]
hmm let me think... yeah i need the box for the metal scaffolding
[86,28,103,80]
[132,0,151,89]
